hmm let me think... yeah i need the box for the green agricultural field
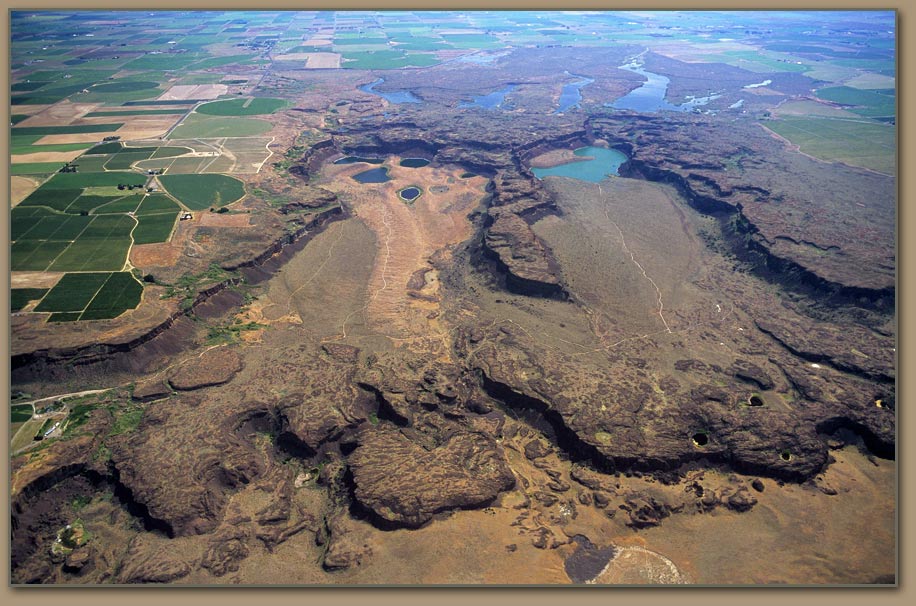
[11,289,48,312]
[11,404,34,423]
[90,80,160,93]
[765,117,895,175]
[34,271,142,320]
[159,174,246,209]
[151,146,193,159]
[11,123,124,136]
[10,139,95,156]
[10,240,70,271]
[94,196,145,214]
[47,238,132,272]
[39,172,146,190]
[167,114,273,138]
[133,212,178,244]
[65,195,125,215]
[137,194,181,214]
[80,272,144,320]
[187,54,256,70]
[84,109,185,117]
[35,272,111,312]
[104,152,154,170]
[10,162,66,175]
[195,97,287,116]
[69,155,111,172]
[18,188,84,212]
[121,54,204,71]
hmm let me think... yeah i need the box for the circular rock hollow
[399,157,430,168]
[691,432,709,447]
[748,394,764,407]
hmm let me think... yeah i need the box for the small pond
[460,84,516,110]
[398,186,422,202]
[531,146,628,183]
[335,156,384,165]
[352,167,391,183]
[399,157,430,168]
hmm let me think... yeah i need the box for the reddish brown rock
[168,347,243,391]
[349,428,515,528]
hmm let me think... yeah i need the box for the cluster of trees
[116,183,145,191]
[59,163,78,173]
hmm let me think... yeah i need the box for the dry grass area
[8,104,50,115]
[528,149,591,169]
[15,101,100,126]
[302,37,332,46]
[158,84,228,101]
[320,159,486,357]
[130,243,181,268]
[11,271,63,289]
[10,176,42,206]
[305,53,342,68]
[773,99,860,119]
[198,212,251,227]
[11,149,87,163]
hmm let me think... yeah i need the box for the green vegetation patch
[196,97,287,116]
[159,174,245,210]
[10,140,94,156]
[92,80,159,93]
[93,196,143,214]
[81,272,143,320]
[65,194,124,215]
[104,152,154,170]
[19,187,83,212]
[167,114,272,138]
[151,145,193,159]
[107,408,144,436]
[84,142,126,155]
[122,54,204,71]
[11,404,34,423]
[11,123,124,136]
[137,194,181,214]
[188,54,256,70]
[47,238,132,272]
[11,240,70,271]
[766,117,895,175]
[33,271,141,320]
[11,289,48,312]
[10,162,66,175]
[40,171,146,190]
[133,212,178,244]
[35,272,111,312]
[84,109,185,117]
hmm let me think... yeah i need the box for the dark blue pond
[352,167,391,183]
[335,156,384,165]
[557,73,594,113]
[399,157,430,168]
[359,78,421,104]
[399,187,421,201]
[460,84,516,110]
[607,58,721,113]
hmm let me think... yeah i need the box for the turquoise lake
[531,146,628,182]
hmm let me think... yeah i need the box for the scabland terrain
[9,11,895,585]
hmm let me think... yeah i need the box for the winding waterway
[608,57,721,113]
[359,78,422,104]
